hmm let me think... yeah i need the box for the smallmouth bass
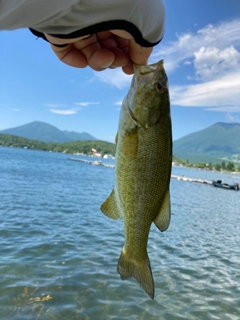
[101,60,172,299]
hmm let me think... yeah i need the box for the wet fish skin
[101,60,172,299]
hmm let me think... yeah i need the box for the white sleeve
[0,0,77,30]
[0,0,165,47]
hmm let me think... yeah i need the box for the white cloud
[153,19,240,111]
[45,103,79,115]
[225,112,239,122]
[206,106,240,113]
[94,69,132,89]
[74,102,99,107]
[90,19,240,112]
[171,71,240,112]
[153,19,240,74]
[114,100,123,106]
[12,108,20,112]
[49,109,77,115]
[194,46,240,80]
[45,102,100,116]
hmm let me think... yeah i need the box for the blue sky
[1,0,240,142]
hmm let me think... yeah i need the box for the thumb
[129,39,153,65]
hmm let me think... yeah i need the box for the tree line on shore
[0,134,115,156]
[1,133,240,172]
[173,156,240,172]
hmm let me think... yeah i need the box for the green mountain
[0,121,97,143]
[173,122,240,163]
[62,130,96,141]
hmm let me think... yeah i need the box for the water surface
[0,147,240,319]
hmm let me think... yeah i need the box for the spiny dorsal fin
[100,190,121,220]
[154,189,171,232]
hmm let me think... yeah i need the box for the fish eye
[155,82,165,93]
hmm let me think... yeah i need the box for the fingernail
[101,63,113,68]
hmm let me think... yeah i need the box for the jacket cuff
[29,28,69,47]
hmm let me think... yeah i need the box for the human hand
[44,30,152,75]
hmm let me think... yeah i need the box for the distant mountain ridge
[173,122,240,163]
[2,121,239,163]
[0,121,97,143]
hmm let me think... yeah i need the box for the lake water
[0,146,240,320]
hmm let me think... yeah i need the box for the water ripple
[0,148,240,319]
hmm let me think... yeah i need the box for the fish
[100,59,172,299]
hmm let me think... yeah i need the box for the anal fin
[154,189,171,232]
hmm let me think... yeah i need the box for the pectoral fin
[100,190,121,220]
[121,127,138,159]
[154,189,171,232]
[115,133,118,145]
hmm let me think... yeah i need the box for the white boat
[103,154,115,159]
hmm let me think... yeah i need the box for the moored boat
[212,180,239,191]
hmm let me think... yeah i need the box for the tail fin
[117,248,154,299]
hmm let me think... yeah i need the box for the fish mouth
[134,59,164,75]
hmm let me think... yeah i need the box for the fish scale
[101,59,172,299]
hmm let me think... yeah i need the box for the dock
[68,157,115,168]
[68,158,213,185]
[171,175,212,185]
